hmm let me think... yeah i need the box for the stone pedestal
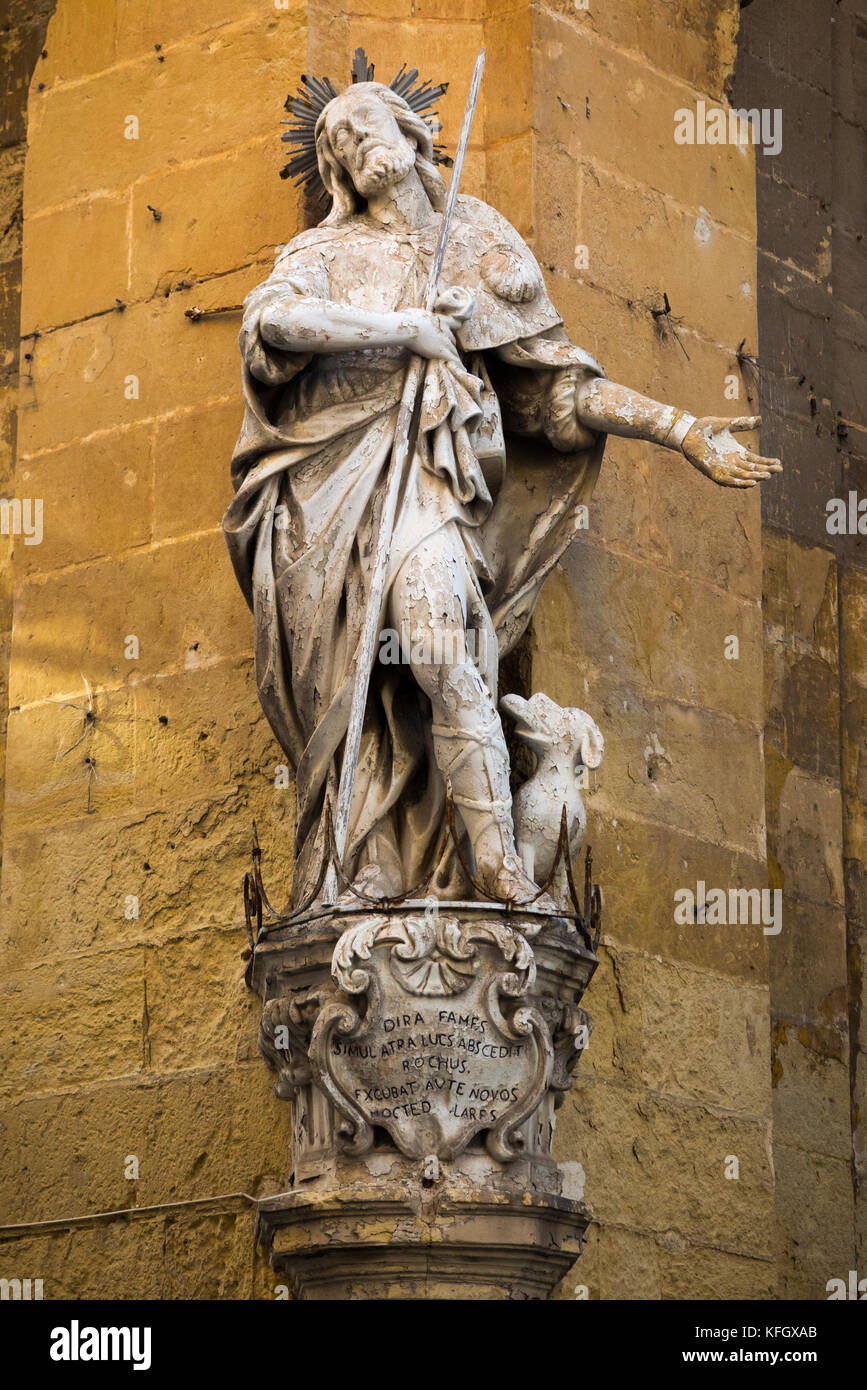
[256,1180,590,1300]
[247,896,598,1300]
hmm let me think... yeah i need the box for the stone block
[0,947,146,1098]
[0,1064,289,1224]
[3,687,136,832]
[759,401,843,550]
[21,192,130,334]
[0,145,25,262]
[37,0,117,87]
[15,422,152,577]
[764,626,841,781]
[756,170,832,282]
[0,14,47,149]
[580,160,758,350]
[143,928,260,1074]
[8,530,250,707]
[153,395,241,542]
[533,140,578,281]
[756,254,833,395]
[771,1021,852,1160]
[768,764,845,908]
[542,0,740,101]
[767,896,848,1025]
[485,132,532,240]
[735,52,833,206]
[762,528,838,657]
[25,13,304,215]
[832,111,867,238]
[546,538,763,726]
[641,958,770,1114]
[739,0,833,95]
[0,780,293,970]
[16,265,260,458]
[130,142,302,301]
[114,0,267,63]
[657,1240,776,1299]
[835,227,867,326]
[0,1206,272,1299]
[580,809,770,980]
[533,613,766,855]
[773,1142,855,1298]
[555,1077,774,1253]
[533,9,757,236]
[832,5,867,129]
[130,658,282,807]
[483,6,532,144]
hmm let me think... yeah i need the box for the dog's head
[500,692,604,771]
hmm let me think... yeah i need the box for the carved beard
[352,139,415,197]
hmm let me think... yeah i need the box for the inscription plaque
[309,913,552,1160]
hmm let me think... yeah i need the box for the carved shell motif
[479,244,543,304]
[331,913,535,998]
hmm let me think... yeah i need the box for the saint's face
[323,90,415,198]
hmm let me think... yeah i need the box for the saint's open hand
[681,415,783,488]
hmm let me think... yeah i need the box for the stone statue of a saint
[223,65,780,912]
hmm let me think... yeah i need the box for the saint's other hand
[681,415,783,488]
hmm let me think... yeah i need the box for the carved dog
[500,692,604,903]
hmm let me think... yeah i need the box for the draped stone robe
[223,194,607,904]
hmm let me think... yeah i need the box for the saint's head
[315,83,445,222]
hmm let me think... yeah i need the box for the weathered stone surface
[0,784,292,970]
[542,0,740,102]
[21,192,130,333]
[768,897,848,1024]
[581,943,771,1115]
[755,171,832,282]
[25,13,305,215]
[533,8,757,233]
[533,648,766,856]
[555,1076,774,1253]
[763,528,838,655]
[0,946,147,1097]
[0,1206,274,1300]
[15,423,152,576]
[0,1065,289,1224]
[8,532,251,707]
[765,629,841,782]
[773,1143,856,1299]
[583,812,770,980]
[129,142,301,302]
[580,163,757,350]
[16,265,263,457]
[641,959,770,1113]
[153,396,241,541]
[771,1023,852,1161]
[4,686,136,830]
[549,540,763,725]
[769,764,845,908]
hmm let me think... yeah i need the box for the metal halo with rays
[280,45,451,201]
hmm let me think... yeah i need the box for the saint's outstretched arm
[574,376,782,489]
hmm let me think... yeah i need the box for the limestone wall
[734,0,866,1299]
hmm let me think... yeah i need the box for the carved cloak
[223,195,606,902]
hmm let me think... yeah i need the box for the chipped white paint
[502,693,604,907]
[224,72,782,913]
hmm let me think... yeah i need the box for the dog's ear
[577,716,604,770]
